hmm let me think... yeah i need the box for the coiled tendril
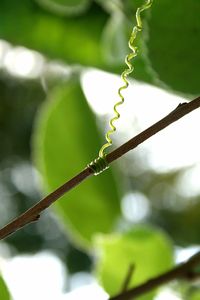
[88,0,153,175]
[88,156,109,176]
[98,0,153,158]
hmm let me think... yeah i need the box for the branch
[109,250,200,300]
[0,96,200,240]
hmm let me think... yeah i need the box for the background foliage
[0,0,200,299]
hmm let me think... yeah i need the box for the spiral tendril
[99,0,153,158]
[88,156,109,176]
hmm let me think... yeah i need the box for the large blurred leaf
[145,0,200,95]
[33,78,121,248]
[190,291,200,300]
[0,0,107,67]
[95,226,173,300]
[35,0,91,16]
[0,275,10,300]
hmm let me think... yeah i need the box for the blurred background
[0,0,200,299]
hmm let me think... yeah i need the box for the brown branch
[0,96,200,240]
[109,250,200,300]
[0,168,92,239]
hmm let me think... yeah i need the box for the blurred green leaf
[35,0,91,16]
[95,226,173,300]
[145,0,200,95]
[0,0,108,67]
[0,275,10,300]
[33,78,121,248]
[191,293,200,300]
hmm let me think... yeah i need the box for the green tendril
[88,0,153,176]
[99,0,153,158]
[88,156,109,176]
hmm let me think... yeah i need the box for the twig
[0,96,200,240]
[0,168,92,239]
[109,250,200,300]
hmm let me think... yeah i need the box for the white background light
[4,47,45,78]
[1,252,66,300]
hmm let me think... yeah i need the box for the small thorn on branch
[121,264,135,292]
[31,215,40,222]
[109,250,200,300]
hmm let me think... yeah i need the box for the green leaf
[0,275,10,300]
[35,0,91,16]
[145,0,200,95]
[95,226,173,300]
[190,291,200,300]
[0,0,108,67]
[33,78,121,248]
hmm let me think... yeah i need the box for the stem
[109,250,200,300]
[0,96,200,240]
